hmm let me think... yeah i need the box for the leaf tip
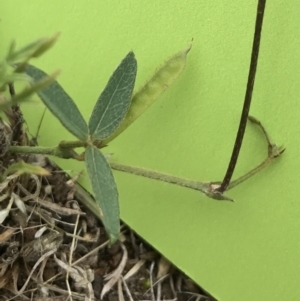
[184,39,193,55]
[50,69,61,78]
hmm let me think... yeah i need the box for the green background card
[1,1,299,300]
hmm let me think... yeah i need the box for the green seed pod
[103,42,192,145]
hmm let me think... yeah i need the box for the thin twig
[149,261,156,301]
[65,214,80,301]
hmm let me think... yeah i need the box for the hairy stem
[9,145,57,156]
[110,162,207,192]
[8,145,82,159]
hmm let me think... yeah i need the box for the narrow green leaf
[6,39,43,63]
[85,145,120,243]
[0,71,59,110]
[88,51,137,141]
[6,33,60,64]
[6,160,51,177]
[25,64,88,141]
[6,40,16,62]
[11,70,59,102]
[103,43,192,145]
[31,33,60,58]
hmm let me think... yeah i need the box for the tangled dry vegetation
[0,105,214,301]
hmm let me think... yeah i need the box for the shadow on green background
[1,1,299,300]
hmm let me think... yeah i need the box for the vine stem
[109,162,208,192]
[217,0,267,193]
[9,145,58,156]
[9,139,87,160]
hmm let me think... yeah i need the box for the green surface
[1,1,299,300]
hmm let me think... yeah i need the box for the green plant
[0,33,60,110]
[5,1,284,243]
[0,34,60,169]
[7,42,191,243]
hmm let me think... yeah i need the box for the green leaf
[85,145,120,243]
[6,160,51,177]
[25,64,88,141]
[88,51,137,141]
[102,43,192,144]
[6,33,60,64]
[0,70,59,110]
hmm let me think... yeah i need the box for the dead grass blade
[0,174,18,192]
[100,243,128,299]
[157,256,172,279]
[38,284,87,300]
[36,198,85,216]
[17,248,57,295]
[122,276,134,301]
[118,278,125,301]
[157,281,162,301]
[149,261,156,301]
[54,256,95,301]
[123,258,146,281]
[180,291,211,301]
[16,174,41,201]
[0,227,16,243]
[0,195,14,223]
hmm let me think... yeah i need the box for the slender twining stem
[217,0,267,193]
